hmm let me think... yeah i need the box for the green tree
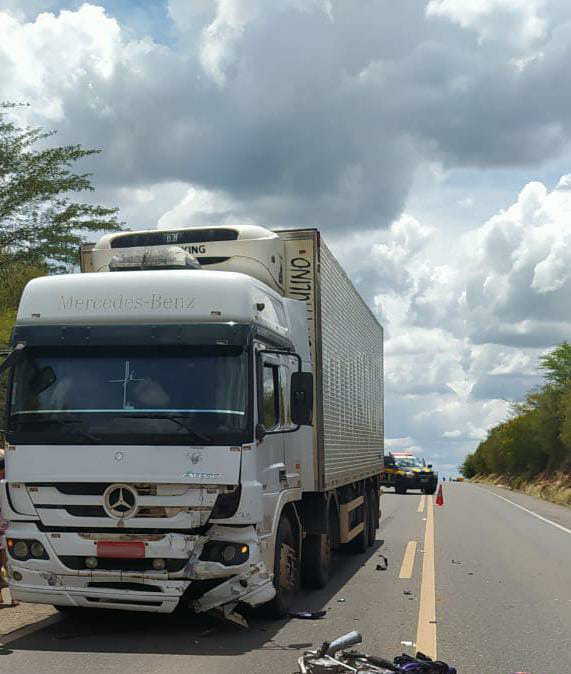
[0,263,48,415]
[1,103,123,272]
[538,341,571,390]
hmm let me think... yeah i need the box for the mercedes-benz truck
[1,225,383,623]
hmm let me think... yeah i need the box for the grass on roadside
[470,471,571,509]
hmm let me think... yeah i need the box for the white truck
[1,225,384,623]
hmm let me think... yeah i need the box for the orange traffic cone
[435,484,444,506]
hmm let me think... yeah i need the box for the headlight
[7,539,49,561]
[13,541,29,559]
[200,541,249,566]
[30,542,46,558]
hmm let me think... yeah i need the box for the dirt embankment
[470,472,571,509]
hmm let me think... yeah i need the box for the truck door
[256,351,286,498]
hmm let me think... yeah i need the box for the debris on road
[337,598,346,603]
[451,560,462,564]
[403,590,412,595]
[376,555,388,570]
[288,610,327,620]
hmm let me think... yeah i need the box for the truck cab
[1,224,383,622]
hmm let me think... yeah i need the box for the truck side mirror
[427,464,433,469]
[290,372,313,426]
[255,424,266,441]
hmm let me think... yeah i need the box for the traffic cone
[435,484,444,506]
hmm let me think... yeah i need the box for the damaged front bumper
[6,523,275,615]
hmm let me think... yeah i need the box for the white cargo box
[278,229,384,491]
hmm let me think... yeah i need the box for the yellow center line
[399,540,417,579]
[418,494,426,512]
[416,495,437,659]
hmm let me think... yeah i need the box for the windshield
[8,345,251,445]
[395,456,426,468]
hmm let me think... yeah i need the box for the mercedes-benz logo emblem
[103,484,138,520]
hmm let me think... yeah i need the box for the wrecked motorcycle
[297,631,457,673]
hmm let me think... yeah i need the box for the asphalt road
[1,483,570,673]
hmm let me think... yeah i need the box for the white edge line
[475,485,571,536]
[0,614,63,645]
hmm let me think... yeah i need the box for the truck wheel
[301,533,331,588]
[268,515,299,618]
[395,485,407,495]
[425,483,437,495]
[367,489,377,545]
[350,491,370,554]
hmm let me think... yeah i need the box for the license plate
[96,541,145,558]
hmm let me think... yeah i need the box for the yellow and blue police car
[382,451,438,495]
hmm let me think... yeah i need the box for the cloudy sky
[2,0,571,475]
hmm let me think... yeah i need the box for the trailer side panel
[318,239,384,489]
[279,229,384,491]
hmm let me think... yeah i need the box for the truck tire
[424,483,437,495]
[350,491,370,554]
[395,485,407,495]
[367,488,377,545]
[268,515,299,618]
[301,533,331,588]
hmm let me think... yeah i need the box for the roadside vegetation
[461,342,571,506]
[0,103,123,413]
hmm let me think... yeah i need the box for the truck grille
[26,482,219,530]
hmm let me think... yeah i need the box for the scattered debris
[288,610,327,620]
[451,560,462,565]
[403,590,412,596]
[337,598,346,603]
[376,555,388,570]
[401,640,415,647]
[467,572,474,576]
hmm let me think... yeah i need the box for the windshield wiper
[121,413,213,444]
[11,416,102,444]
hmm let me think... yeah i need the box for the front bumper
[396,474,437,490]
[6,523,275,614]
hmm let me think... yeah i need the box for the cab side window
[262,363,280,430]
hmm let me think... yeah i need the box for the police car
[382,451,438,495]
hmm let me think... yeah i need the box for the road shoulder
[0,588,57,638]
[470,482,571,531]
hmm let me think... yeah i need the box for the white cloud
[426,0,547,51]
[3,2,571,474]
[157,184,256,229]
[0,5,125,121]
[168,0,333,86]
